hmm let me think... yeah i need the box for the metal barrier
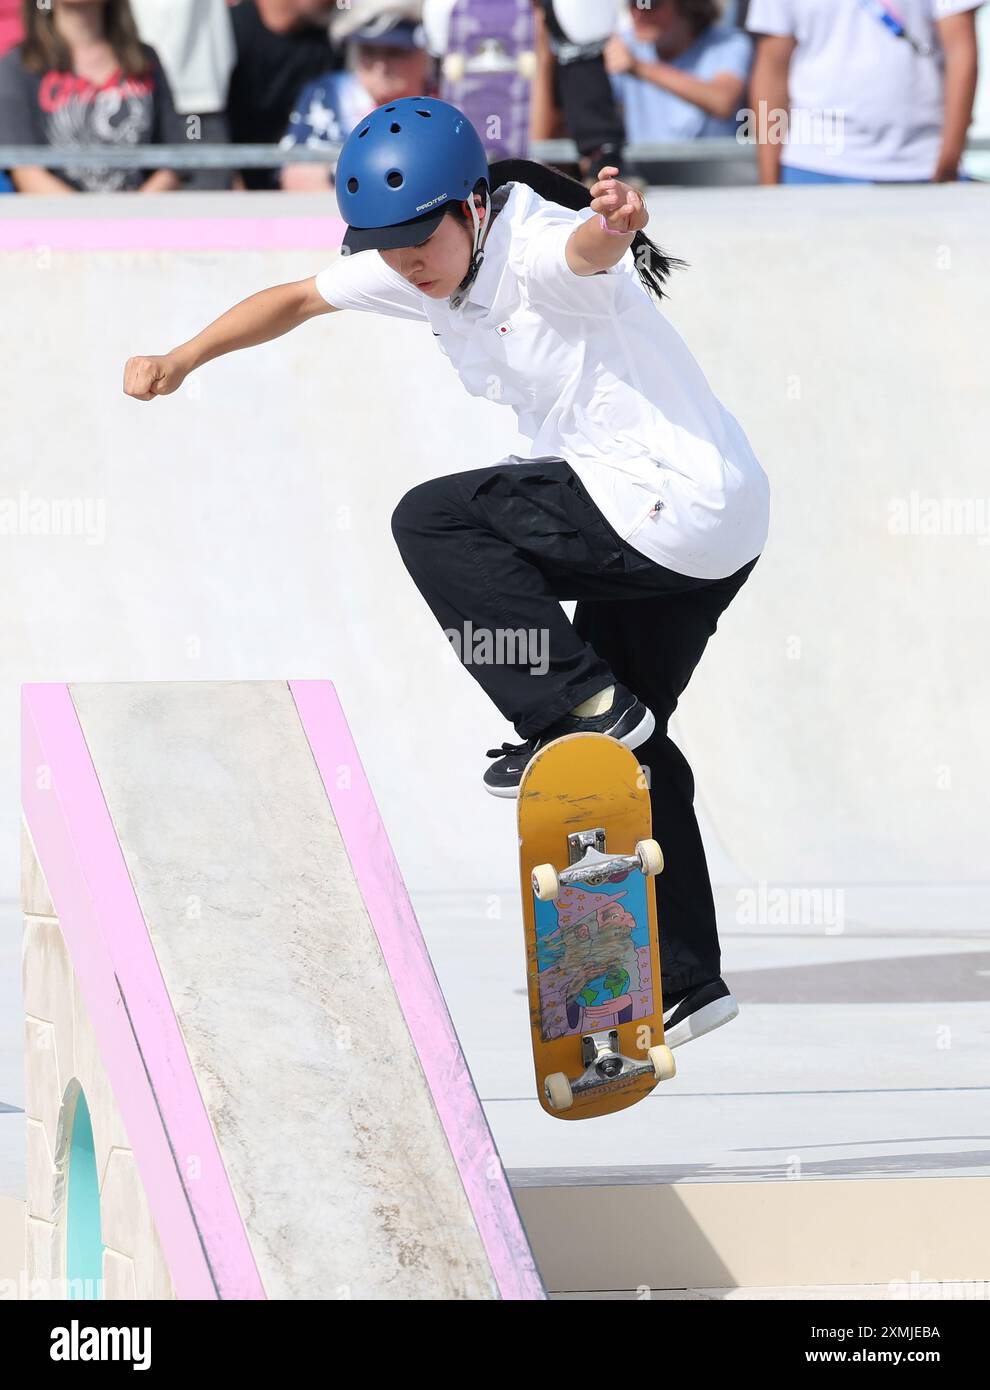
[1,136,986,172]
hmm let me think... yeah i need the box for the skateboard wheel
[636,838,664,877]
[442,53,466,82]
[531,862,560,901]
[517,50,538,81]
[648,1043,676,1082]
[544,1072,574,1111]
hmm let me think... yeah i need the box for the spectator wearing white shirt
[129,0,237,189]
[747,0,983,184]
[967,2,990,177]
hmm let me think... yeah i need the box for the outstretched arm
[123,277,336,400]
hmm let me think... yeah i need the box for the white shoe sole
[619,705,656,751]
[485,781,524,800]
[484,706,657,799]
[664,995,739,1050]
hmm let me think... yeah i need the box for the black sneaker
[483,683,655,798]
[662,978,738,1049]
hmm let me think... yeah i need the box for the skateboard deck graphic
[517,733,675,1121]
[436,0,536,161]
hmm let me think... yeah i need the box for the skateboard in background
[424,0,537,160]
[517,733,675,1121]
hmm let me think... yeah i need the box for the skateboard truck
[443,40,539,83]
[531,828,664,902]
[543,1024,674,1112]
[570,1027,653,1094]
[532,828,674,1113]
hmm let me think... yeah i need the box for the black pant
[391,457,758,995]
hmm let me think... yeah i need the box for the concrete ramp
[20,681,543,1300]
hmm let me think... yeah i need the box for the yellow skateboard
[517,733,676,1120]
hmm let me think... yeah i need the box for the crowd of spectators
[0,0,984,196]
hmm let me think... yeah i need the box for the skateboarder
[122,96,769,1049]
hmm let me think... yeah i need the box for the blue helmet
[337,96,490,254]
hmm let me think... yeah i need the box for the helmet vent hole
[416,110,432,118]
[385,106,396,112]
[346,177,359,193]
[386,170,403,189]
[358,127,369,138]
[390,122,401,134]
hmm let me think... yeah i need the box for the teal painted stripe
[66,1090,103,1299]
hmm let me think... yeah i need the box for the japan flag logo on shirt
[495,320,514,337]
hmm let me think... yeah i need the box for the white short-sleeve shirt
[746,0,983,181]
[316,182,770,581]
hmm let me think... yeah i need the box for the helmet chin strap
[448,186,492,312]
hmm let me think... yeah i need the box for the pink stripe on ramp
[289,679,545,1301]
[21,683,264,1301]
[0,217,346,254]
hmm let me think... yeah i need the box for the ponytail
[487,158,685,303]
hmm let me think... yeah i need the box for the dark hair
[479,158,685,304]
[633,0,724,36]
[675,0,724,36]
[21,0,148,78]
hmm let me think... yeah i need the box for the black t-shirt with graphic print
[0,42,185,192]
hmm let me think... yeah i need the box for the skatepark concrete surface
[559,1283,989,1300]
[4,877,988,1295]
[1,186,988,1297]
[417,888,990,1180]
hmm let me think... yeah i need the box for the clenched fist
[123,353,189,401]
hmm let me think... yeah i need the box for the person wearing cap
[280,11,435,191]
[122,99,770,1051]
